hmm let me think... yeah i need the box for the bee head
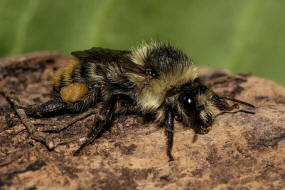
[177,79,255,134]
[177,80,218,133]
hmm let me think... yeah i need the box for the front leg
[165,107,174,161]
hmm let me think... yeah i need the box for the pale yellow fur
[129,42,158,66]
[133,64,198,111]
[197,91,220,123]
[129,43,199,112]
[87,63,104,82]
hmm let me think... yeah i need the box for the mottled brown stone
[0,52,284,190]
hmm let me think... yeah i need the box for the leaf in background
[0,0,284,85]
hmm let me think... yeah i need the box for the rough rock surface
[0,53,285,190]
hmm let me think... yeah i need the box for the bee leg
[25,97,66,117]
[165,108,174,161]
[65,90,101,113]
[25,89,101,117]
[74,95,117,155]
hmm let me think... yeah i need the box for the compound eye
[183,96,194,106]
[180,94,195,110]
[186,97,192,104]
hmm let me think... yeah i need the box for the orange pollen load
[60,83,88,103]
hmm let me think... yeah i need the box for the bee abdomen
[53,58,79,88]
[53,59,90,103]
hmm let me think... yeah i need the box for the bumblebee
[25,42,254,161]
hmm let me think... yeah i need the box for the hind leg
[25,97,65,117]
[65,90,100,113]
[25,89,100,117]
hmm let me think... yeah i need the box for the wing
[71,47,145,74]
[71,47,129,62]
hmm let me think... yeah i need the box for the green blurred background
[1,0,284,85]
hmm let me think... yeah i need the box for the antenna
[222,97,255,108]
[217,96,256,115]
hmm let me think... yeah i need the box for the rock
[0,52,284,190]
